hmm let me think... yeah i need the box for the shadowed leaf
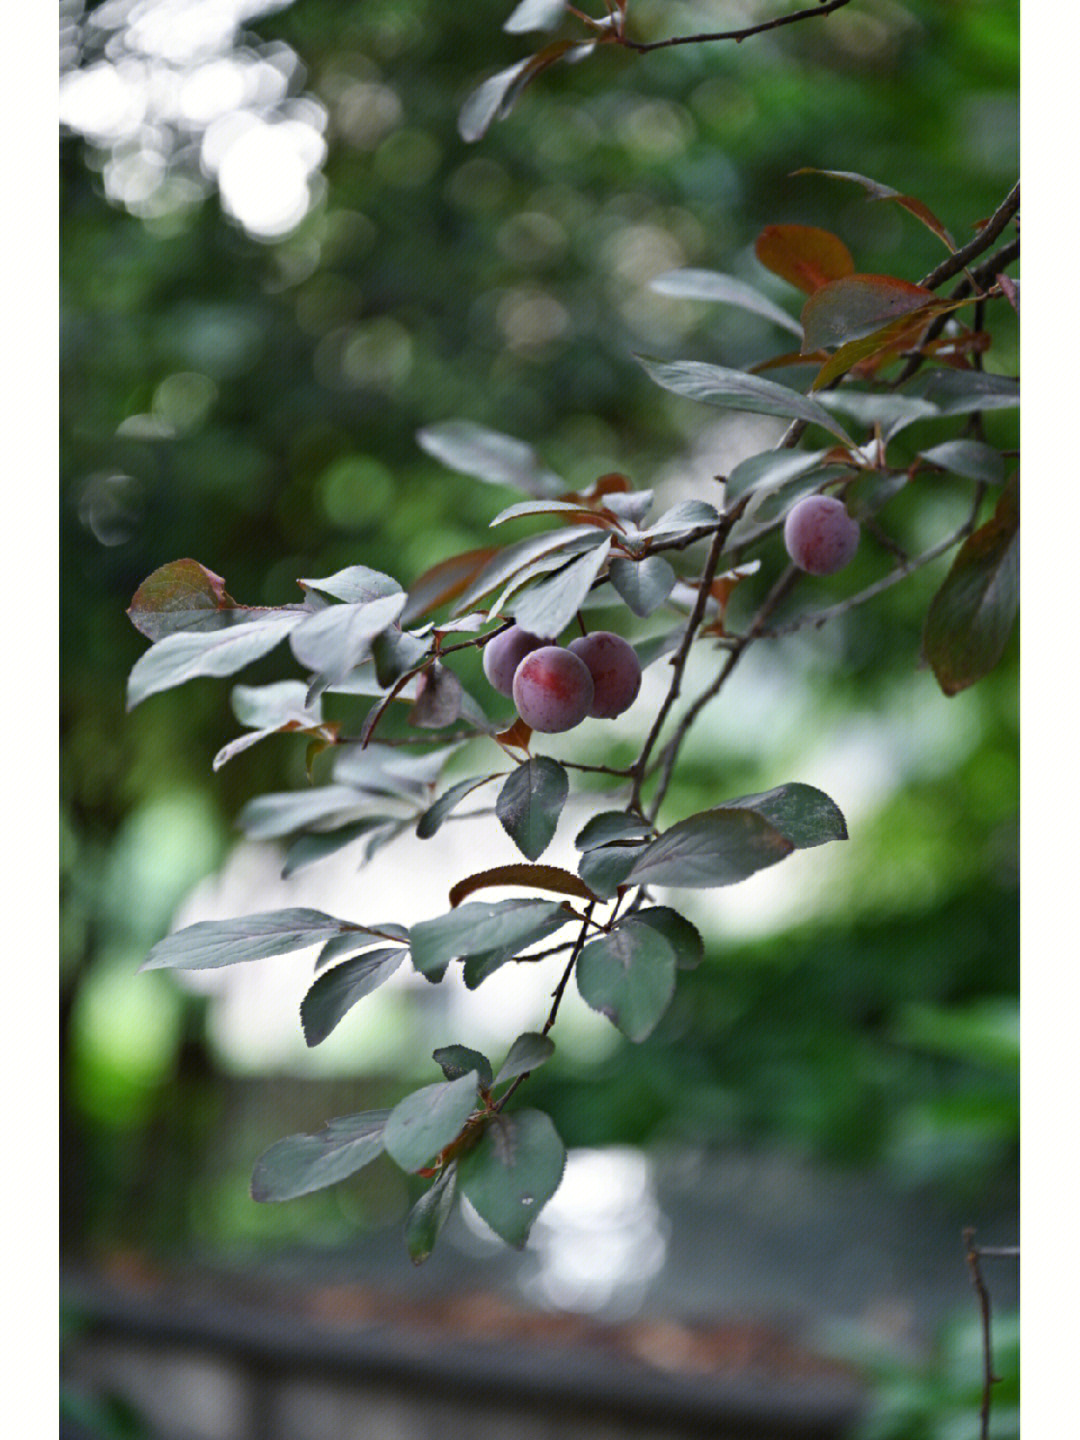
[301,948,407,1046]
[458,1110,566,1247]
[576,919,677,1041]
[251,1111,391,1203]
[496,758,569,861]
[384,1073,480,1174]
[494,1032,556,1086]
[406,1164,458,1265]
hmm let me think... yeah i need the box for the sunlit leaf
[289,593,408,686]
[576,918,677,1041]
[301,947,407,1046]
[127,610,302,709]
[417,419,564,495]
[510,536,612,637]
[923,477,1019,695]
[496,757,569,861]
[298,567,402,605]
[142,909,363,972]
[251,1111,391,1203]
[754,225,855,294]
[238,786,373,841]
[642,499,722,537]
[650,268,803,336]
[452,528,604,616]
[458,42,588,142]
[504,0,567,33]
[637,357,855,446]
[458,1110,566,1247]
[383,1073,480,1174]
[607,555,676,617]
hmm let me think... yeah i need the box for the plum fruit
[512,646,595,732]
[783,494,860,576]
[567,632,642,719]
[482,625,549,697]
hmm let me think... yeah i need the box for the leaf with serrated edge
[301,948,407,1046]
[251,1111,391,1202]
[383,1072,480,1174]
[459,1110,566,1247]
[728,783,848,849]
[576,920,677,1042]
[627,809,794,890]
[632,906,705,971]
[575,811,654,850]
[577,843,643,900]
[450,863,595,908]
[409,899,571,979]
[496,758,569,862]
[433,1046,494,1088]
[142,909,362,972]
[494,1032,556,1086]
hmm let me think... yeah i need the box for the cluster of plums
[783,494,860,576]
[483,625,642,733]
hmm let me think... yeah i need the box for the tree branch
[920,182,1019,292]
[617,0,854,53]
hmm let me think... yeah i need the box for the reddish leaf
[449,864,596,909]
[997,273,1019,314]
[793,168,956,251]
[922,477,1019,696]
[408,663,464,729]
[128,559,237,640]
[495,717,533,752]
[809,294,977,389]
[802,274,937,353]
[400,548,499,625]
[754,225,855,295]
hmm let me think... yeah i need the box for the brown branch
[964,1228,1006,1440]
[920,183,1019,292]
[617,0,854,53]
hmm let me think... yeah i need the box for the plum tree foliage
[124,0,1018,1264]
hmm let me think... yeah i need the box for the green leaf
[650,268,803,336]
[607,555,676,616]
[923,477,1019,695]
[314,925,411,970]
[251,1111,391,1202]
[637,357,854,446]
[298,567,403,605]
[815,389,940,440]
[416,420,565,497]
[904,369,1019,415]
[917,440,1006,485]
[372,627,431,687]
[452,527,603,616]
[627,810,794,889]
[631,906,705,970]
[301,948,407,1046]
[576,919,677,1042]
[627,784,847,889]
[383,1072,480,1173]
[724,448,830,504]
[231,681,320,730]
[577,842,644,900]
[289,593,408,686]
[408,899,571,980]
[142,909,360,972]
[458,1110,566,1247]
[496,758,569,861]
[417,773,502,839]
[281,820,397,877]
[642,499,721,537]
[126,610,302,709]
[239,786,373,841]
[433,1046,494,1088]
[494,1032,555,1086]
[406,1164,458,1265]
[510,537,612,637]
[575,811,654,850]
[729,783,849,849]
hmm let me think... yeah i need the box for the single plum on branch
[568,632,642,719]
[512,646,594,732]
[482,624,550,696]
[783,495,860,576]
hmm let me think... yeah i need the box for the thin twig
[617,0,853,52]
[920,183,1019,291]
[964,1228,1003,1440]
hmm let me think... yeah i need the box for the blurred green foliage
[61,0,1017,1278]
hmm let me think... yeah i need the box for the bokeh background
[60,2,1019,1435]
